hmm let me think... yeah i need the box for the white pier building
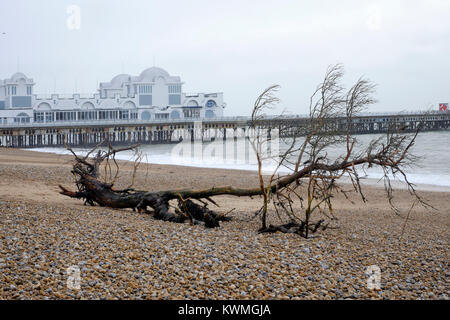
[0,67,225,125]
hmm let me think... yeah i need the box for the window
[98,110,118,120]
[14,113,30,123]
[34,112,44,122]
[11,86,17,95]
[170,110,180,119]
[111,110,118,120]
[130,111,138,120]
[169,94,181,105]
[34,112,45,123]
[45,112,54,122]
[183,109,200,118]
[12,96,32,108]
[27,86,32,95]
[205,110,215,118]
[55,111,77,121]
[77,111,97,121]
[139,95,152,106]
[139,85,152,94]
[119,110,129,120]
[89,111,96,120]
[168,84,181,94]
[155,113,169,119]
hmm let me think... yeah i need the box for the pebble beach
[0,148,448,300]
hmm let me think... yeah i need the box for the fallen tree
[58,130,427,232]
[59,64,430,236]
[58,144,235,227]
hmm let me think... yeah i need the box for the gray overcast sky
[0,0,449,115]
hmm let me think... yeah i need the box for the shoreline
[11,147,450,193]
[0,148,448,300]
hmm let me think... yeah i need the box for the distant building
[0,67,225,125]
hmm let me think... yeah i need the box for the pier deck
[1,111,449,148]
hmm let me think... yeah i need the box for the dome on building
[110,74,130,86]
[139,67,170,82]
[10,72,28,81]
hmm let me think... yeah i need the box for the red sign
[439,103,448,112]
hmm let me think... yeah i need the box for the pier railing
[0,116,251,129]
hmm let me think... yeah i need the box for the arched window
[78,102,97,121]
[37,102,52,110]
[123,101,137,109]
[187,100,199,107]
[15,112,31,124]
[81,102,95,109]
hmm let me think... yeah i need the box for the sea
[29,131,450,191]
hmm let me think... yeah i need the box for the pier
[0,111,449,148]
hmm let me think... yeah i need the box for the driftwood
[58,144,232,227]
